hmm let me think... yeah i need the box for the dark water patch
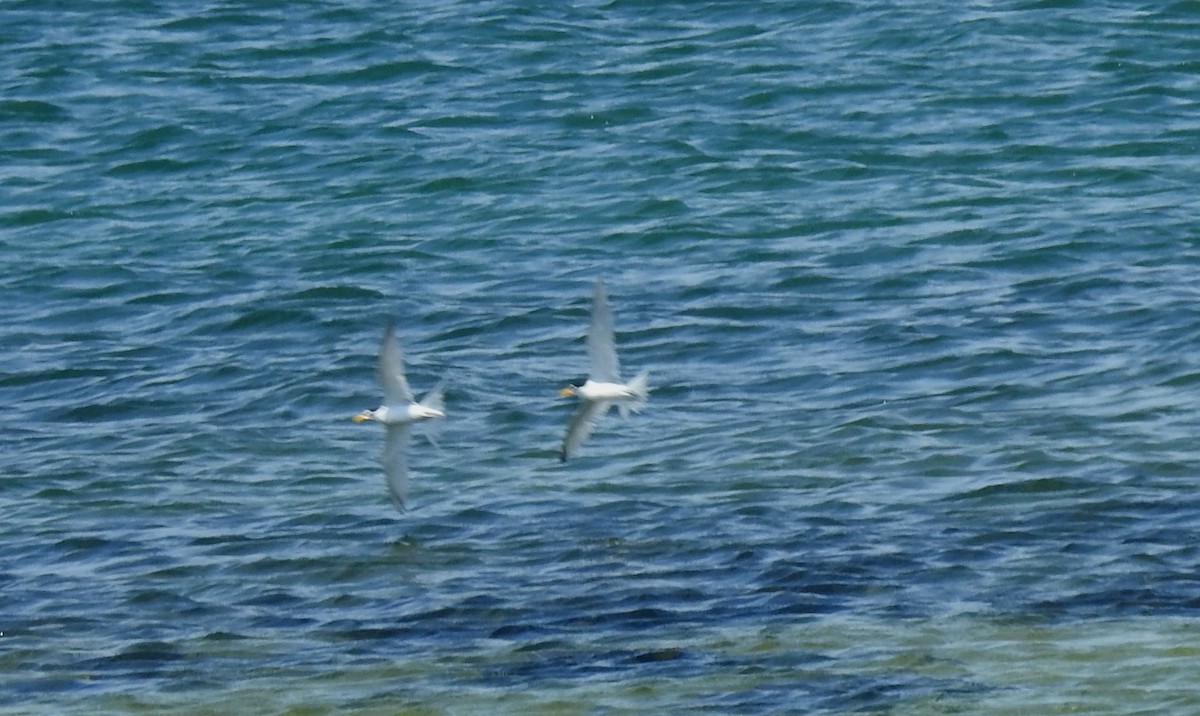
[319,621,424,643]
[106,158,206,176]
[224,306,318,332]
[554,606,686,631]
[511,638,575,655]
[56,396,181,423]
[1158,369,1200,389]
[120,124,199,153]
[473,644,702,686]
[201,631,249,642]
[124,589,215,620]
[66,641,192,688]
[754,555,914,618]
[947,476,1097,502]
[103,641,186,665]
[190,533,257,550]
[333,59,463,85]
[245,612,318,631]
[817,673,982,714]
[52,534,121,557]
[0,675,94,704]
[0,207,87,227]
[0,99,70,122]
[157,11,278,32]
[488,622,553,640]
[126,289,206,307]
[1031,585,1200,621]
[291,284,382,301]
[416,175,477,193]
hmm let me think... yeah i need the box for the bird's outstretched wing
[377,322,414,405]
[561,399,611,461]
[586,280,621,383]
[383,423,411,511]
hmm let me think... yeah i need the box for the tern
[559,280,649,461]
[353,323,444,511]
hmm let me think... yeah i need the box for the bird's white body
[560,281,649,461]
[354,323,444,511]
[358,403,444,425]
[577,379,640,402]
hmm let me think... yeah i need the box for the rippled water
[4,1,1200,713]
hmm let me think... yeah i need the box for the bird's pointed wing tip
[377,325,413,403]
[381,319,399,344]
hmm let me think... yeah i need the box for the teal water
[4,1,1200,713]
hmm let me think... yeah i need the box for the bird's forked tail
[418,381,445,450]
[619,370,650,418]
[419,381,445,414]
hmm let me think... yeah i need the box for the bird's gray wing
[561,399,610,461]
[383,423,411,511]
[378,322,414,405]
[586,280,621,383]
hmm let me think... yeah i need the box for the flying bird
[353,323,444,511]
[559,280,649,461]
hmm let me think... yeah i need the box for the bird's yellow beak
[352,411,371,423]
[558,386,577,397]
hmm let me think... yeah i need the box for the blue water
[4,1,1200,713]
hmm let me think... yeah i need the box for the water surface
[4,1,1200,713]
